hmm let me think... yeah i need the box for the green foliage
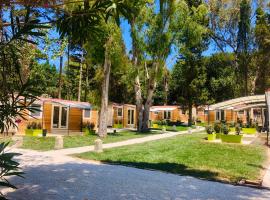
[29,62,58,97]
[169,1,209,126]
[26,122,42,130]
[221,124,230,135]
[213,121,221,133]
[235,123,242,135]
[206,125,214,134]
[204,53,235,102]
[0,142,23,199]
[0,5,49,133]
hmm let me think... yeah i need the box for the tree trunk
[98,37,112,137]
[142,81,156,131]
[188,101,193,127]
[78,52,83,102]
[84,64,89,102]
[141,62,159,132]
[58,56,63,99]
[135,75,143,132]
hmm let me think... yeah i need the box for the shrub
[82,122,95,131]
[214,121,221,133]
[0,142,24,200]
[235,123,242,135]
[206,125,214,134]
[26,122,42,129]
[222,124,230,135]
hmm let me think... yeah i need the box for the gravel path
[1,148,270,200]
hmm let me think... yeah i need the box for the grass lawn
[153,125,192,132]
[64,131,159,149]
[21,131,160,151]
[76,133,267,183]
[0,137,14,145]
[22,136,55,151]
[230,127,257,134]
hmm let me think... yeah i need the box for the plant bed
[113,124,123,129]
[208,133,216,141]
[221,134,243,144]
[152,124,159,129]
[25,129,42,136]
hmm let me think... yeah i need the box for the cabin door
[52,105,68,129]
[127,109,135,127]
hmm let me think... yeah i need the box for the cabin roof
[208,95,266,111]
[150,105,179,111]
[37,98,91,109]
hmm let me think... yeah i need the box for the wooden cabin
[16,98,97,135]
[149,105,195,123]
[107,103,137,128]
[202,95,267,126]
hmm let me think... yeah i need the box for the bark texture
[98,37,112,137]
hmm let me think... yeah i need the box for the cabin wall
[69,108,82,132]
[43,103,52,133]
[81,110,99,130]
[123,105,137,128]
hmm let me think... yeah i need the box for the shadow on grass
[100,160,220,181]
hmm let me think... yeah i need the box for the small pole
[208,105,210,125]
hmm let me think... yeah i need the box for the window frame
[83,109,91,119]
[29,103,42,118]
[117,108,123,117]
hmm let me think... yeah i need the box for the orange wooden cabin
[149,105,196,123]
[15,98,98,135]
[107,103,137,128]
[199,95,267,125]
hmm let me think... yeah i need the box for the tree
[253,7,270,94]
[204,53,235,103]
[128,0,181,132]
[236,0,252,96]
[169,0,209,126]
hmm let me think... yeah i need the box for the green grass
[22,136,55,151]
[230,127,257,134]
[0,137,14,145]
[21,131,160,151]
[64,131,159,148]
[76,133,267,183]
[153,125,192,132]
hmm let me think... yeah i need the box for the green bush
[214,121,221,133]
[222,124,230,135]
[26,122,42,129]
[0,142,24,200]
[235,123,242,135]
[206,125,214,134]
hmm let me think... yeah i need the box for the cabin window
[30,104,42,118]
[182,110,185,115]
[84,109,91,118]
[164,111,171,119]
[204,110,209,115]
[216,110,225,121]
[117,108,123,117]
[154,111,159,115]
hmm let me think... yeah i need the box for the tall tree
[128,0,181,132]
[169,0,209,126]
[253,7,270,94]
[237,0,252,96]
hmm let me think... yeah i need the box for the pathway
[46,127,205,156]
[2,127,270,199]
[1,148,270,200]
